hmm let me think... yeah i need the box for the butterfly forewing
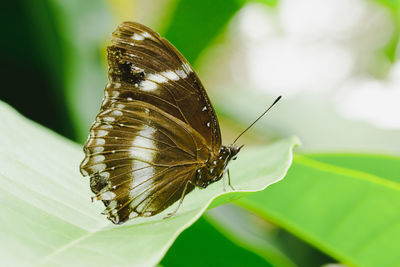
[80,22,222,223]
[108,22,221,150]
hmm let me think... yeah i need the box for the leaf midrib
[295,155,400,190]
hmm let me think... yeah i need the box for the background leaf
[0,101,298,267]
[161,217,271,266]
[1,1,77,140]
[205,205,298,267]
[205,204,334,267]
[163,0,245,64]
[307,153,400,182]
[236,153,400,267]
[45,0,112,143]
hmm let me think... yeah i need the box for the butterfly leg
[222,173,227,192]
[227,169,235,191]
[164,180,193,219]
[222,169,235,192]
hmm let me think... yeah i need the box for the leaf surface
[237,153,400,267]
[0,101,298,267]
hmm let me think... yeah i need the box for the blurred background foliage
[2,0,400,266]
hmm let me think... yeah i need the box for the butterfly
[80,21,280,224]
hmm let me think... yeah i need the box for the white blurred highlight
[247,40,353,95]
[336,62,400,129]
[236,0,396,129]
[279,0,366,41]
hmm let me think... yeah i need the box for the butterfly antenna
[233,96,282,144]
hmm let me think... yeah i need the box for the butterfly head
[227,143,244,161]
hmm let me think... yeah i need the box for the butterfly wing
[108,22,221,150]
[80,22,220,223]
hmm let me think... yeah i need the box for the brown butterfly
[80,22,280,224]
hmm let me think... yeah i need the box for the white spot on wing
[97,130,108,137]
[142,32,152,39]
[112,110,123,116]
[95,138,105,145]
[91,122,100,128]
[147,73,168,83]
[129,125,157,197]
[131,33,144,41]
[130,126,156,161]
[100,124,113,130]
[129,211,139,219]
[129,167,155,192]
[92,146,104,153]
[202,106,207,111]
[103,117,115,122]
[176,69,187,79]
[93,155,105,163]
[91,163,106,172]
[140,80,158,91]
[109,200,118,209]
[182,62,193,73]
[130,190,152,211]
[100,191,115,200]
[161,70,180,81]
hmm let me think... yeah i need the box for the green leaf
[163,0,246,64]
[161,217,271,266]
[373,0,400,9]
[237,153,400,267]
[41,0,112,142]
[307,153,400,183]
[205,205,297,267]
[371,0,400,63]
[247,0,279,6]
[0,101,298,267]
[205,205,335,267]
[163,0,279,65]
